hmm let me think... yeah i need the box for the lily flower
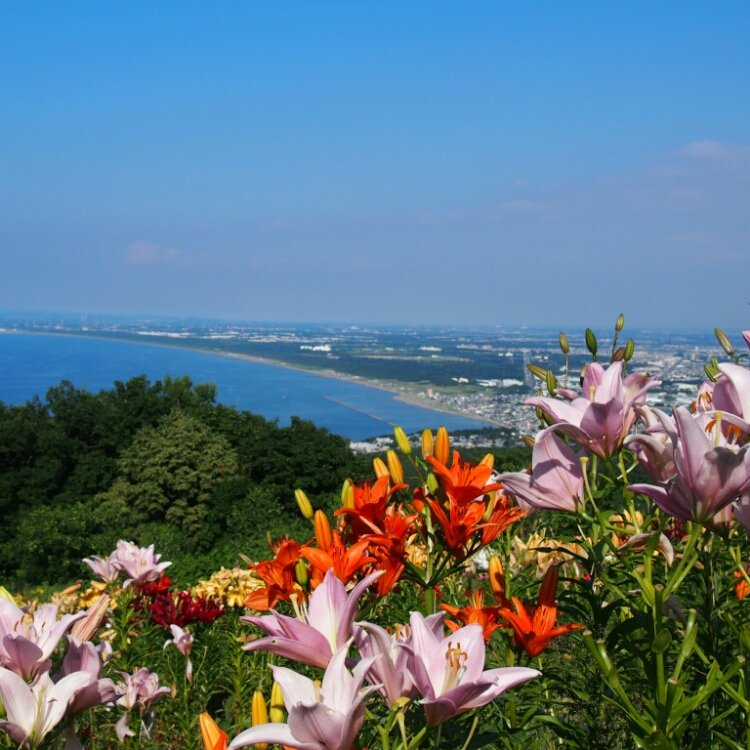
[0,601,85,680]
[246,538,306,611]
[499,428,583,512]
[427,451,503,505]
[629,407,750,522]
[82,554,121,584]
[242,569,381,668]
[164,624,194,683]
[54,636,118,714]
[407,612,539,724]
[712,362,750,435]
[300,530,376,588]
[228,645,379,750]
[354,614,444,708]
[0,668,91,749]
[527,361,659,458]
[440,590,505,642]
[498,566,582,659]
[111,541,172,587]
[624,407,678,483]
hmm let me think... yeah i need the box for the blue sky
[1,3,748,330]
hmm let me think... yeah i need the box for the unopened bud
[294,559,308,587]
[393,426,412,455]
[426,473,439,494]
[372,456,389,478]
[270,682,285,723]
[199,713,228,750]
[70,593,111,642]
[559,332,569,355]
[313,510,332,552]
[545,369,557,396]
[714,327,735,358]
[704,363,719,382]
[434,427,450,466]
[615,313,625,332]
[421,429,434,459]
[522,434,536,450]
[252,688,269,726]
[612,347,625,362]
[387,449,404,485]
[527,363,548,381]
[294,489,314,520]
[479,452,494,469]
[585,328,598,357]
[624,339,635,361]
[341,479,354,508]
[488,556,506,602]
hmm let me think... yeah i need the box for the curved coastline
[0,328,498,429]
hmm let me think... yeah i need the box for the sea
[0,333,491,440]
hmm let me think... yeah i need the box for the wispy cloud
[123,241,182,266]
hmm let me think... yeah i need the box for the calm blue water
[0,333,491,439]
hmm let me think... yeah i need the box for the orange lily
[336,475,406,539]
[498,566,582,658]
[199,712,228,750]
[428,451,503,505]
[301,530,376,588]
[245,539,306,611]
[440,590,504,641]
[425,494,486,556]
[479,494,527,546]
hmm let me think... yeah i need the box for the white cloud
[124,241,181,265]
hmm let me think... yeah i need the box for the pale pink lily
[735,492,750,533]
[164,624,194,683]
[629,406,750,522]
[229,644,379,750]
[742,331,750,352]
[712,362,750,435]
[82,554,121,584]
[0,667,91,749]
[354,613,444,708]
[527,361,660,459]
[0,601,85,680]
[624,407,678,483]
[242,569,382,668]
[115,667,171,741]
[111,541,171,587]
[54,636,118,715]
[406,612,539,725]
[498,428,583,512]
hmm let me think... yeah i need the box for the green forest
[0,375,529,590]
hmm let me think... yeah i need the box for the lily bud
[251,690,269,750]
[612,347,626,362]
[488,556,506,602]
[341,479,354,508]
[522,434,536,450]
[426,473,439,494]
[70,593,111,642]
[714,327,735,358]
[615,313,625,332]
[294,489,314,520]
[545,369,557,396]
[387,449,404,485]
[199,713,228,750]
[434,426,450,466]
[394,426,412,455]
[294,558,308,587]
[624,338,635,361]
[421,429,434,459]
[585,328,598,358]
[558,332,569,355]
[479,452,494,469]
[313,510,332,552]
[527,363,548,381]
[269,682,285,723]
[372,456,389,478]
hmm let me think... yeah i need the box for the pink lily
[0,667,91,749]
[735,492,750,533]
[499,428,583,512]
[242,569,381,668]
[712,362,750,435]
[354,613,445,708]
[624,406,678,483]
[406,612,539,725]
[164,624,194,683]
[111,541,172,587]
[82,554,121,584]
[527,361,660,458]
[629,406,750,522]
[229,644,379,750]
[54,636,118,714]
[0,601,85,680]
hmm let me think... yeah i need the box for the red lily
[336,475,406,539]
[301,529,376,588]
[498,566,582,658]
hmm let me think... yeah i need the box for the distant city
[0,310,733,451]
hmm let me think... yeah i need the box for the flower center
[441,642,468,694]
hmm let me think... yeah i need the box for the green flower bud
[585,328,598,357]
[624,339,635,361]
[558,332,569,355]
[615,313,625,332]
[714,327,735,357]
